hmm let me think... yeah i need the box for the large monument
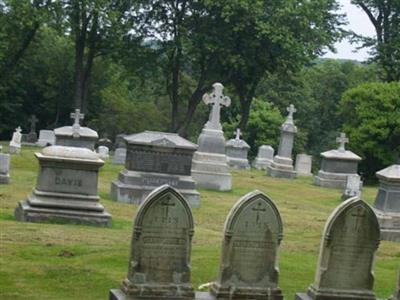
[315,133,361,189]
[226,128,251,169]
[267,104,297,179]
[191,83,232,191]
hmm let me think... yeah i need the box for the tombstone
[341,174,362,201]
[9,126,22,154]
[109,185,195,300]
[191,83,232,191]
[54,109,98,150]
[253,145,274,170]
[115,134,128,148]
[373,164,400,242]
[389,272,400,300]
[295,197,380,300]
[112,147,127,165]
[111,131,200,207]
[315,132,361,189]
[295,154,313,176]
[209,190,284,300]
[14,145,111,226]
[0,148,11,184]
[27,115,39,143]
[37,130,55,147]
[267,104,297,179]
[226,128,251,169]
[97,146,109,160]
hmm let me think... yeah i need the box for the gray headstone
[295,154,313,176]
[0,152,11,184]
[253,145,274,170]
[9,126,22,154]
[97,146,109,160]
[226,128,251,169]
[210,190,284,300]
[115,134,128,148]
[37,130,55,147]
[342,174,362,201]
[109,185,195,300]
[112,148,127,165]
[267,104,297,179]
[25,115,38,143]
[15,145,111,226]
[295,197,380,300]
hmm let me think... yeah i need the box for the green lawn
[0,144,399,300]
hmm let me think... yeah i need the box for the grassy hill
[0,144,398,300]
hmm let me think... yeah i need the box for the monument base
[267,156,296,179]
[210,282,283,300]
[227,157,250,170]
[110,170,200,207]
[295,288,376,300]
[314,170,354,189]
[15,189,111,227]
[375,209,400,242]
[253,158,273,170]
[0,174,10,184]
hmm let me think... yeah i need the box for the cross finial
[336,132,349,152]
[203,83,231,130]
[234,128,242,140]
[28,115,38,133]
[70,109,84,127]
[16,126,22,134]
[286,104,297,121]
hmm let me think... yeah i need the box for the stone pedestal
[37,130,55,147]
[0,153,11,184]
[14,146,111,226]
[225,129,250,169]
[373,164,400,242]
[111,131,200,207]
[295,154,313,176]
[253,145,274,170]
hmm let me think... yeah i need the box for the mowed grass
[0,144,399,300]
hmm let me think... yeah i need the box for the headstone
[225,128,251,169]
[97,146,109,160]
[54,109,98,150]
[0,148,11,184]
[9,126,22,154]
[267,104,297,179]
[109,185,195,300]
[373,164,400,242]
[15,145,111,226]
[26,115,38,143]
[209,190,284,300]
[37,130,55,147]
[253,145,274,170]
[191,83,232,191]
[112,147,127,165]
[315,132,361,189]
[111,131,200,207]
[295,154,313,176]
[341,174,362,201]
[115,134,128,148]
[389,272,400,300]
[295,197,380,300]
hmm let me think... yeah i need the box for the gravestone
[191,83,232,191]
[315,132,361,189]
[9,126,22,154]
[253,145,274,170]
[54,109,98,150]
[15,145,111,226]
[115,134,128,148]
[210,190,284,300]
[226,128,251,169]
[37,130,55,147]
[342,174,362,201]
[389,272,400,300]
[267,104,297,179]
[0,148,11,184]
[111,131,200,207]
[112,147,127,165]
[109,185,195,300]
[27,115,39,143]
[373,164,400,242]
[97,146,109,160]
[295,197,380,300]
[295,154,313,176]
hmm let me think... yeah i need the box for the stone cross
[28,115,38,133]
[287,104,297,121]
[203,83,231,130]
[15,126,22,134]
[70,109,84,128]
[336,132,349,152]
[234,128,242,140]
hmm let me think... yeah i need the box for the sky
[322,0,376,61]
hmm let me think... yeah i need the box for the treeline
[0,0,399,180]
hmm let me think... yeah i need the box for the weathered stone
[315,133,361,189]
[267,104,297,179]
[0,152,11,184]
[295,154,313,176]
[210,190,284,300]
[112,148,127,165]
[295,197,380,300]
[342,174,362,201]
[37,130,55,147]
[111,131,200,207]
[253,145,274,170]
[97,146,110,160]
[9,126,22,154]
[373,164,400,242]
[15,145,111,226]
[226,129,250,169]
[191,83,232,191]
[109,185,195,300]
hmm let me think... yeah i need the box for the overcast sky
[322,0,376,61]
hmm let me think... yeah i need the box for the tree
[351,0,400,81]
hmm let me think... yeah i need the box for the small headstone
[37,130,55,147]
[109,185,195,300]
[9,126,22,154]
[295,197,380,300]
[210,190,284,300]
[295,154,313,176]
[112,147,127,165]
[267,104,298,179]
[226,128,251,169]
[253,145,274,170]
[342,174,362,201]
[115,134,128,148]
[191,83,232,191]
[97,146,109,160]
[0,148,11,184]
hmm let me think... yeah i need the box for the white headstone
[9,126,22,154]
[203,82,231,130]
[253,145,274,170]
[97,146,109,159]
[37,130,56,147]
[295,154,313,176]
[342,174,362,200]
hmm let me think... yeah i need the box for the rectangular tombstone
[37,130,55,147]
[0,153,11,184]
[295,154,313,176]
[112,148,126,165]
[210,191,284,300]
[110,185,195,300]
[295,197,380,300]
[342,174,362,201]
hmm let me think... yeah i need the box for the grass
[0,144,399,300]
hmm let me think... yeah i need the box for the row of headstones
[109,185,398,300]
